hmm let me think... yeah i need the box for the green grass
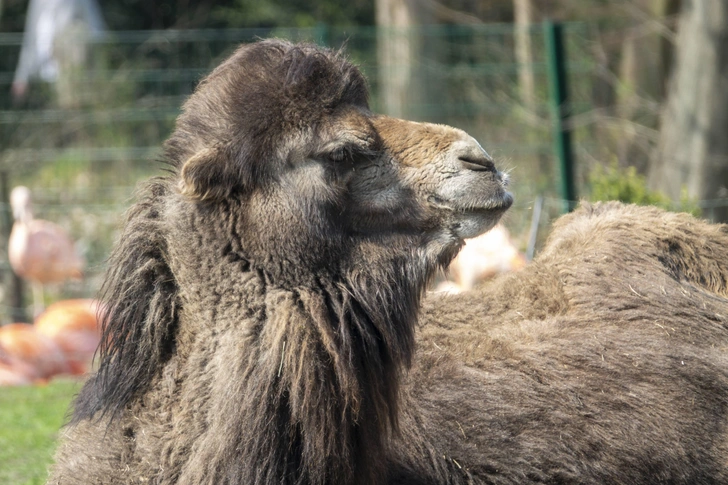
[0,380,81,485]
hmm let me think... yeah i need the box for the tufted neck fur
[75,180,457,485]
[166,197,449,484]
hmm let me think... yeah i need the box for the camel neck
[235,274,420,484]
[157,200,435,483]
[188,255,426,484]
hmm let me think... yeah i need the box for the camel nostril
[459,156,495,173]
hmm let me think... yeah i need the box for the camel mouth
[428,190,513,214]
[428,164,513,219]
[427,190,512,239]
[474,191,514,213]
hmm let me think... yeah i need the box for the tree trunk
[513,0,536,111]
[375,0,432,119]
[657,0,682,98]
[648,0,728,220]
[615,0,681,172]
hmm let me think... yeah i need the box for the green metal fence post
[543,20,576,212]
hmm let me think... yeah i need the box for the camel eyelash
[322,144,374,164]
[325,146,351,163]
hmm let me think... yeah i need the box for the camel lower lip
[429,192,513,213]
[463,192,514,213]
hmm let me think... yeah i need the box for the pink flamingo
[8,186,84,315]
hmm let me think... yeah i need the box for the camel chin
[451,201,513,239]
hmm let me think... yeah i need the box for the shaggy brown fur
[48,40,728,485]
[402,202,728,484]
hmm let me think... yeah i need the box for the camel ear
[179,146,237,201]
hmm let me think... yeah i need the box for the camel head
[167,40,511,286]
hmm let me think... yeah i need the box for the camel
[48,40,728,485]
[410,201,728,483]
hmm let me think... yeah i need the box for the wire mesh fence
[0,23,724,323]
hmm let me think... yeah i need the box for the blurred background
[1,0,727,482]
[0,0,724,322]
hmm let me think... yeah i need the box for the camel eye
[326,146,349,163]
[317,136,378,171]
[322,144,368,167]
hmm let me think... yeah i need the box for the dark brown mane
[73,179,177,423]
